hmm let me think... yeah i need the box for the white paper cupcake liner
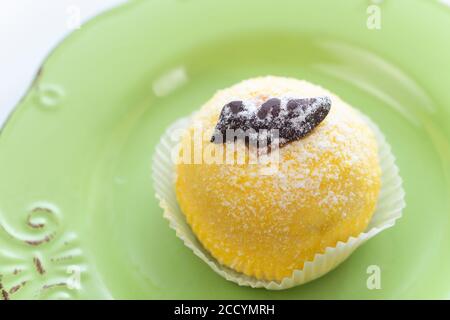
[152,113,405,290]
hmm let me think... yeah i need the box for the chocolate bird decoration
[211,96,331,148]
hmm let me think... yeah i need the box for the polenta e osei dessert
[175,76,381,281]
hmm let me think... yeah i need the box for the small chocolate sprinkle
[211,96,331,147]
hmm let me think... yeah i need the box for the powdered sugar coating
[176,76,381,280]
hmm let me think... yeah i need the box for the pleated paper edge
[151,113,405,290]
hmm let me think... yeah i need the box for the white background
[0,0,126,126]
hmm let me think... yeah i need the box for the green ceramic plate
[1,0,449,300]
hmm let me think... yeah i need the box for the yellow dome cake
[175,76,381,281]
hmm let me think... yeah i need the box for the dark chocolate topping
[257,98,281,119]
[227,100,244,114]
[211,96,331,147]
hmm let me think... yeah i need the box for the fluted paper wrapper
[152,114,405,290]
